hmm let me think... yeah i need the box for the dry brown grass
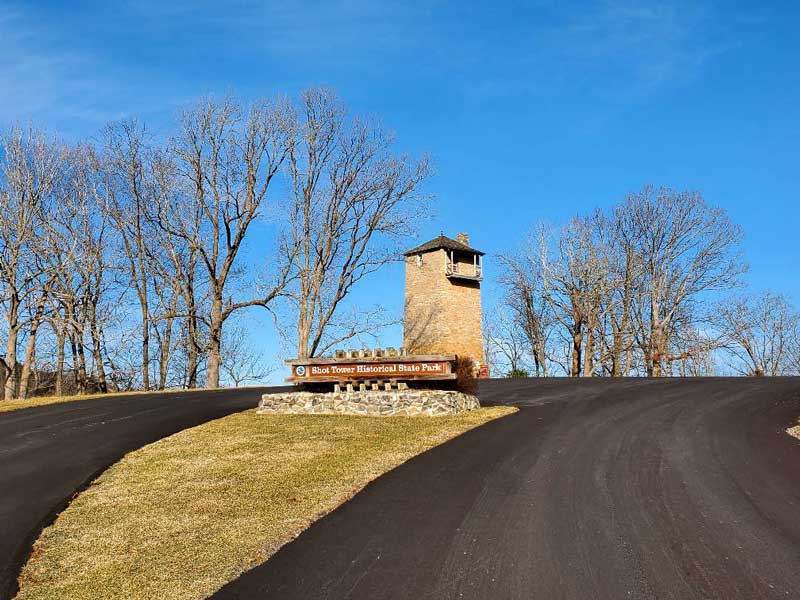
[15,406,516,600]
[0,387,237,414]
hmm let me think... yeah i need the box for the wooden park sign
[286,354,457,384]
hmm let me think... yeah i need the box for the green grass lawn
[15,406,516,600]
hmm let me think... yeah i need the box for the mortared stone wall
[403,248,484,363]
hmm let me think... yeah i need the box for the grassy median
[16,406,516,600]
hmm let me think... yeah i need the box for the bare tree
[600,206,643,376]
[498,243,552,377]
[625,187,746,376]
[0,91,435,397]
[716,292,798,376]
[5,98,790,396]
[788,326,800,375]
[46,144,116,394]
[670,325,717,376]
[46,232,82,394]
[483,310,528,376]
[103,120,158,390]
[149,149,208,388]
[540,217,609,376]
[286,89,430,358]
[495,187,749,379]
[16,285,50,398]
[220,325,274,387]
[0,127,61,399]
[155,98,295,388]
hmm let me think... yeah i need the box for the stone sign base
[258,389,479,417]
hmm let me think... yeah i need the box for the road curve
[0,387,273,600]
[213,377,800,600]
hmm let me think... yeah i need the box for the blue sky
[2,1,798,381]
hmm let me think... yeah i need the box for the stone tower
[403,232,485,368]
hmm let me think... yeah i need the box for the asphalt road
[213,377,800,600]
[0,387,271,600]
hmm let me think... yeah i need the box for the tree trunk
[651,322,665,377]
[4,327,18,400]
[185,264,199,388]
[648,294,662,377]
[4,294,19,399]
[297,292,310,358]
[18,291,48,399]
[18,334,36,399]
[297,328,310,359]
[89,305,108,393]
[71,323,88,394]
[582,327,594,377]
[541,354,548,377]
[206,296,223,388]
[539,334,549,377]
[571,324,582,377]
[159,316,174,389]
[0,364,6,400]
[187,316,199,389]
[624,344,632,376]
[611,329,624,377]
[55,324,65,396]
[4,334,18,400]
[141,310,150,391]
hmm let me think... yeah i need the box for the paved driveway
[0,387,271,599]
[213,378,800,599]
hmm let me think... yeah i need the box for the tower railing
[445,254,482,280]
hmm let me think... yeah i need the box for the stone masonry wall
[258,389,480,416]
[403,248,484,362]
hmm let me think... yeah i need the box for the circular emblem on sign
[295,365,306,376]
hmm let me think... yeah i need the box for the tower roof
[403,234,485,257]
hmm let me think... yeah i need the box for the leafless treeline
[488,186,800,377]
[0,89,428,399]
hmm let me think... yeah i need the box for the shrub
[454,356,478,395]
[506,368,530,378]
